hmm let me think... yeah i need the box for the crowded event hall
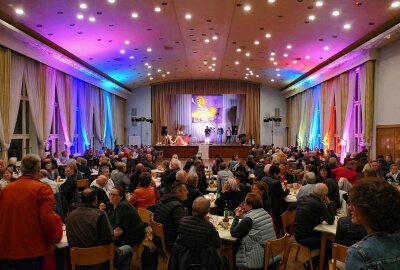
[1,0,400,270]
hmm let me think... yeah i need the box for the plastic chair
[150,216,170,270]
[329,243,348,270]
[281,211,319,270]
[264,233,290,270]
[70,243,114,270]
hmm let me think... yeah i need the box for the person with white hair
[161,158,181,193]
[296,172,317,200]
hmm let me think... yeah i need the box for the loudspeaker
[161,126,168,136]
[232,126,238,136]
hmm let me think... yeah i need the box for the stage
[154,143,253,159]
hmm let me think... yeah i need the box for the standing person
[225,127,232,143]
[0,154,61,270]
[204,126,211,144]
[346,178,400,270]
[217,126,224,144]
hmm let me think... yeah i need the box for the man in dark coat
[183,173,203,215]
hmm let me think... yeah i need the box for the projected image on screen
[191,95,222,123]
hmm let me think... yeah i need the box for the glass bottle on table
[223,200,229,223]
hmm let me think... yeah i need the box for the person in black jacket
[183,173,203,215]
[170,197,221,270]
[154,182,188,252]
[318,165,340,211]
[335,215,367,247]
[59,164,78,207]
[215,178,244,216]
[161,159,180,193]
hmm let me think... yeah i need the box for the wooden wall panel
[376,125,400,159]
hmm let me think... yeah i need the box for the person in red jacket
[332,160,358,185]
[0,154,61,270]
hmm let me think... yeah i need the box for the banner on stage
[191,95,222,124]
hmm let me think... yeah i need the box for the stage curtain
[151,80,260,144]
[287,98,292,145]
[0,47,11,161]
[359,61,375,152]
[308,84,322,150]
[43,66,57,154]
[297,89,312,148]
[111,94,126,145]
[64,75,77,154]
[340,69,357,161]
[78,80,90,148]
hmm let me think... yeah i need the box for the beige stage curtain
[0,47,11,161]
[111,94,126,145]
[92,86,105,145]
[359,61,375,152]
[151,80,260,144]
[287,98,292,145]
[43,66,57,149]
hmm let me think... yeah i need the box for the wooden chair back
[281,210,296,236]
[77,179,89,189]
[70,243,114,270]
[150,216,169,257]
[138,208,153,225]
[330,243,348,270]
[264,233,290,270]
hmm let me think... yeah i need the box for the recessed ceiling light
[157,69,161,72]
[324,46,330,50]
[245,52,250,57]
[283,53,288,57]
[212,57,217,60]
[246,67,250,71]
[308,15,316,21]
[144,62,148,66]
[212,35,218,40]
[150,77,153,80]
[265,33,272,38]
[131,12,138,18]
[243,5,251,11]
[89,17,96,22]
[212,69,215,72]
[212,63,216,66]
[208,66,212,69]
[343,23,351,29]
[277,74,281,77]
[270,52,275,56]
[270,57,275,61]
[129,56,134,59]
[77,14,84,19]
[305,55,311,59]
[332,10,340,16]
[124,40,130,45]
[15,8,24,15]
[108,0,116,3]
[185,14,192,19]
[203,60,207,64]
[256,75,259,78]
[154,7,161,12]
[276,68,280,71]
[147,73,151,76]
[236,48,242,52]
[315,1,324,7]
[148,65,152,69]
[293,60,297,64]
[120,49,125,54]
[80,3,87,9]
[254,40,260,45]
[391,1,400,8]
[270,79,275,82]
[268,0,276,3]
[205,39,210,43]
[287,45,292,49]
[167,71,170,74]
[245,77,248,79]
[147,47,152,52]
[235,61,239,65]
[274,62,278,65]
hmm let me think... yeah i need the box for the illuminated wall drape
[287,61,374,158]
[78,80,90,147]
[111,94,126,145]
[151,80,260,144]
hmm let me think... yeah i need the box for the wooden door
[376,125,400,159]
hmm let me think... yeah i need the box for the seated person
[296,172,317,200]
[128,172,156,209]
[346,177,400,269]
[335,215,367,247]
[252,181,272,214]
[235,171,251,199]
[215,179,243,216]
[183,173,203,216]
[230,193,277,269]
[100,186,145,247]
[171,197,221,269]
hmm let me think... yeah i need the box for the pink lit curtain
[151,80,259,144]
[92,86,105,145]
[0,48,23,161]
[340,69,357,161]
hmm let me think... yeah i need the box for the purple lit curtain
[340,69,357,162]
[111,94,125,145]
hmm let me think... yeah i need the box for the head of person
[224,178,239,192]
[64,164,75,178]
[187,173,198,188]
[42,159,52,171]
[172,154,179,160]
[269,165,280,179]
[243,192,263,213]
[346,160,358,171]
[234,171,247,185]
[99,166,110,178]
[96,175,108,188]
[192,197,210,218]
[328,157,337,166]
[81,188,97,206]
[21,154,41,178]
[39,169,48,178]
[279,163,287,174]
[390,163,399,174]
[138,172,152,188]
[171,182,188,202]
[2,168,13,180]
[141,167,152,174]
[363,168,377,177]
[313,183,329,201]
[175,170,188,184]
[170,158,180,170]
[146,154,152,161]
[385,155,393,163]
[303,172,317,184]
[8,157,17,165]
[219,162,227,171]
[263,164,272,176]
[251,181,268,201]
[370,161,380,171]
[349,177,400,233]
[319,165,332,179]
[109,186,126,207]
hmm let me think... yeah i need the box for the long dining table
[314,218,338,270]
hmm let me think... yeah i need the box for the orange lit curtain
[151,80,260,144]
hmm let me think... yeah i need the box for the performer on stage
[225,127,232,143]
[204,126,211,144]
[217,126,224,144]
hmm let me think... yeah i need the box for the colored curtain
[77,80,90,148]
[359,61,375,152]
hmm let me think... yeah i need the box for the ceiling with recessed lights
[0,0,399,91]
